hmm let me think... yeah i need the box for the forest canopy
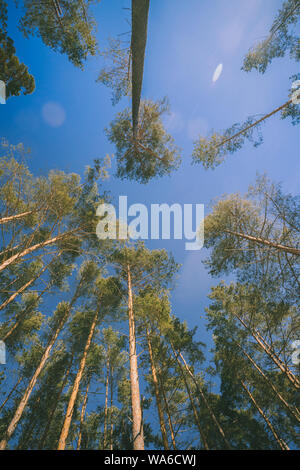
[0,0,299,452]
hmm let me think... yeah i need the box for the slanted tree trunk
[57,310,98,450]
[0,231,70,274]
[236,342,300,422]
[146,329,169,450]
[0,285,80,450]
[214,99,292,151]
[235,313,300,390]
[159,375,177,450]
[0,211,33,225]
[0,376,22,413]
[2,283,53,341]
[38,354,73,450]
[103,353,110,450]
[77,378,90,450]
[16,396,41,449]
[224,229,300,256]
[127,263,144,450]
[0,317,67,449]
[109,367,114,450]
[173,350,209,450]
[174,347,231,450]
[0,252,61,312]
[241,380,290,451]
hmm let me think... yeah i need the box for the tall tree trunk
[109,367,114,450]
[103,353,110,450]
[57,310,98,450]
[174,347,231,450]
[131,0,150,139]
[77,378,90,450]
[159,375,176,450]
[127,263,144,450]
[241,380,290,451]
[0,252,61,312]
[235,313,300,389]
[0,318,67,449]
[0,231,71,274]
[146,329,169,450]
[236,342,300,422]
[16,396,41,449]
[0,285,80,450]
[224,229,300,256]
[38,354,73,450]
[173,351,209,450]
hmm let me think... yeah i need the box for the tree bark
[57,310,98,450]
[0,284,80,450]
[109,367,114,450]
[0,316,67,450]
[103,353,110,450]
[131,0,150,138]
[175,347,231,450]
[0,232,70,274]
[77,378,90,450]
[234,313,300,390]
[127,263,144,450]
[38,354,73,450]
[146,329,169,450]
[173,350,209,450]
[16,396,41,449]
[0,211,33,225]
[159,376,176,450]
[224,229,300,256]
[214,99,292,151]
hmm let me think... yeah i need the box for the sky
[1,0,299,369]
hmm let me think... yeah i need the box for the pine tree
[0,1,35,99]
[17,0,101,68]
[191,1,300,170]
[0,261,97,449]
[110,242,179,449]
[106,99,181,183]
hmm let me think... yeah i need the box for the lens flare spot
[212,63,223,83]
[42,101,66,127]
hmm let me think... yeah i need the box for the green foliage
[17,0,100,68]
[0,0,299,448]
[134,288,171,332]
[0,141,112,273]
[0,143,35,216]
[111,242,180,305]
[106,99,181,183]
[281,73,300,125]
[97,37,131,105]
[242,0,300,73]
[203,176,300,303]
[206,281,299,449]
[192,116,264,169]
[0,1,35,99]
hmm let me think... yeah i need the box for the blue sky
[1,0,299,359]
